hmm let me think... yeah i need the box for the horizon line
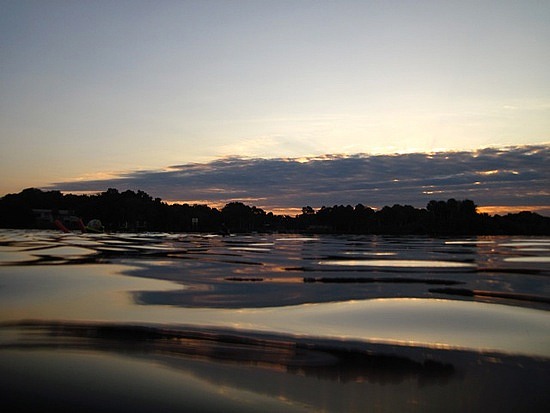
[6,188,548,218]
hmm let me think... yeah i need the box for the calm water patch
[318,259,475,268]
[505,256,550,263]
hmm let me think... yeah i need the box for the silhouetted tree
[222,202,254,232]
[0,190,548,235]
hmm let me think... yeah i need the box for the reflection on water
[1,320,549,413]
[505,256,550,263]
[0,348,313,413]
[318,259,476,267]
[0,230,549,412]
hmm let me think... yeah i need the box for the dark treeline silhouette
[0,188,548,235]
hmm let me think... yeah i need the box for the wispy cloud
[48,145,550,214]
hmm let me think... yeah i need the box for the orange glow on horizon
[478,205,549,216]
[264,207,304,217]
[164,199,226,209]
[47,190,549,218]
[164,200,302,216]
[143,200,550,217]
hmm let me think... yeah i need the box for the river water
[1,230,549,412]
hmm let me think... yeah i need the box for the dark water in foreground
[1,230,549,412]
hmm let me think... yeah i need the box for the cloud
[48,145,549,214]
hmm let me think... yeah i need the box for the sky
[1,1,549,214]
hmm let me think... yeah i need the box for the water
[1,230,549,412]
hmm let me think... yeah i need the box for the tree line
[0,187,548,235]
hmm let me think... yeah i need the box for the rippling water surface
[1,230,549,412]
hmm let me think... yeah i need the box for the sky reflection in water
[1,230,549,355]
[1,230,549,412]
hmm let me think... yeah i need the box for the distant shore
[1,188,549,235]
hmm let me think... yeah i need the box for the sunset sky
[1,1,549,214]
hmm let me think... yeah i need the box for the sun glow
[478,205,549,216]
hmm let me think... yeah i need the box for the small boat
[54,218,104,233]
[85,219,104,233]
